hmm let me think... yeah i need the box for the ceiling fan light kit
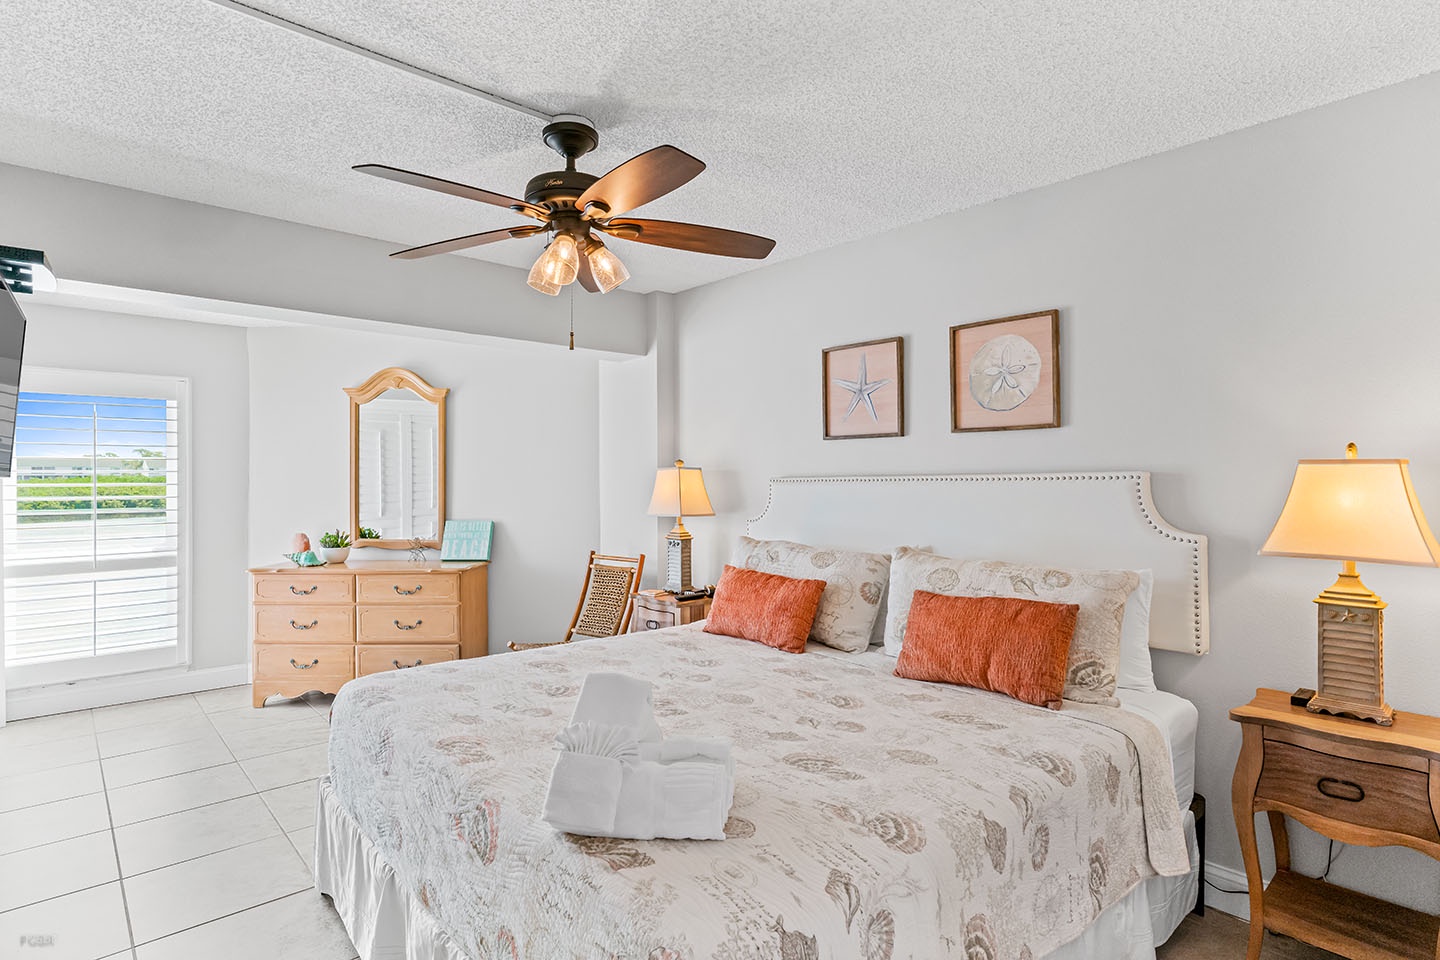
[356,116,775,297]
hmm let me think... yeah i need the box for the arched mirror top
[346,367,448,550]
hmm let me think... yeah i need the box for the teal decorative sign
[441,520,494,561]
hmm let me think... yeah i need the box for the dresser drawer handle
[289,585,319,596]
[394,619,423,631]
[394,584,423,595]
[1316,777,1365,802]
[392,658,423,669]
[645,619,661,630]
[290,658,320,670]
[289,619,318,630]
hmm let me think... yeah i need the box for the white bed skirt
[314,777,1199,960]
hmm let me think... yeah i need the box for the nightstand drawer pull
[394,619,423,631]
[392,658,423,669]
[290,585,318,596]
[289,619,318,630]
[290,658,320,670]
[1316,777,1365,802]
[394,584,423,595]
[645,619,661,630]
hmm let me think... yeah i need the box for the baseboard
[1203,859,1251,921]
[4,664,250,720]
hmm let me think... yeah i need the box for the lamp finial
[1345,442,1358,459]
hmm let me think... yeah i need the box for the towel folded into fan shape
[542,672,735,840]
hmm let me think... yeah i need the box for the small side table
[629,591,711,633]
[1231,688,1440,959]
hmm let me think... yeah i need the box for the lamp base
[1306,693,1394,725]
[1309,565,1393,726]
[664,531,694,594]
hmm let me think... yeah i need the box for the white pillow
[1117,569,1156,692]
[730,537,890,653]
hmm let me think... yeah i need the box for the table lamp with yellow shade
[1260,443,1440,725]
[647,459,715,593]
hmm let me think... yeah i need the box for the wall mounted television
[0,276,27,478]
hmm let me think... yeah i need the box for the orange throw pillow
[894,591,1079,709]
[704,565,826,654]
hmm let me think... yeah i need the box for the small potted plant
[318,528,352,564]
[358,526,381,541]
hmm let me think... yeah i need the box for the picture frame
[950,310,1060,432]
[440,519,494,561]
[822,336,905,440]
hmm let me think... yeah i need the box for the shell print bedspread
[327,624,1188,960]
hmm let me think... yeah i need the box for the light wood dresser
[1231,687,1440,959]
[248,560,488,707]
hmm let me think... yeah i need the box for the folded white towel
[542,673,736,841]
[570,672,663,743]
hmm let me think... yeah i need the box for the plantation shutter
[2,369,185,685]
[357,399,436,540]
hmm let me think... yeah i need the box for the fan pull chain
[569,286,575,351]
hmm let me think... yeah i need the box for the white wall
[18,303,252,672]
[247,324,605,650]
[669,70,1440,912]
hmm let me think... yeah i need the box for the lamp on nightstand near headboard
[647,459,715,593]
[1260,442,1440,725]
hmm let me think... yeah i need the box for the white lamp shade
[1260,458,1440,566]
[647,460,715,518]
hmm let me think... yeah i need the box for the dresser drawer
[255,643,356,681]
[357,643,460,676]
[254,605,355,644]
[357,604,459,643]
[253,574,354,604]
[1257,738,1438,842]
[356,573,459,603]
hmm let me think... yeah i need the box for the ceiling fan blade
[355,164,548,221]
[577,146,705,219]
[598,218,776,259]
[389,226,541,260]
[576,253,600,293]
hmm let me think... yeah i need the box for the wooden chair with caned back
[508,551,645,651]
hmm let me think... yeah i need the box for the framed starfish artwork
[950,310,1060,432]
[822,336,904,440]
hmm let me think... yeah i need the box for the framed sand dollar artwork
[950,310,1060,432]
[822,336,904,440]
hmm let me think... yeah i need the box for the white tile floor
[0,686,358,960]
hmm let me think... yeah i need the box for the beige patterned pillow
[730,537,890,653]
[883,547,1138,706]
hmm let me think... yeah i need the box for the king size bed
[314,472,1209,960]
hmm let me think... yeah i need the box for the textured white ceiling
[2,1,1438,294]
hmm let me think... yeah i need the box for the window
[2,369,187,687]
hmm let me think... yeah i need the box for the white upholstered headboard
[745,472,1209,655]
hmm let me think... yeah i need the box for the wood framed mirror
[345,367,448,550]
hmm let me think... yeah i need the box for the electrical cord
[1203,839,1341,896]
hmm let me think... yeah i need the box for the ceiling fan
[355,116,776,295]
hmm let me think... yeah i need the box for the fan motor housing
[525,169,599,208]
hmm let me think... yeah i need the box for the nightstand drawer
[632,604,679,632]
[1257,739,1438,842]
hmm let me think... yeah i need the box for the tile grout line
[130,887,318,951]
[94,717,142,957]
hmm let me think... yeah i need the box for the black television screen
[0,277,27,478]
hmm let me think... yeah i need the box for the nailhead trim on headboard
[746,472,1210,654]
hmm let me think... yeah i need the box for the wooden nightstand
[1231,688,1440,959]
[629,591,711,633]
